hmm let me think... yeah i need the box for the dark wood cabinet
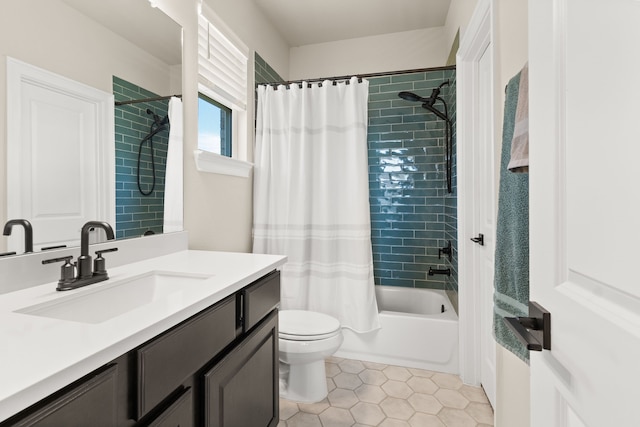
[2,271,280,427]
[7,365,118,427]
[204,311,279,427]
[136,295,236,419]
[144,387,193,427]
[241,270,280,332]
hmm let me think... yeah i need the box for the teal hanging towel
[493,67,530,363]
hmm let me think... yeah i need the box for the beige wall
[493,0,530,426]
[158,0,290,253]
[289,28,449,80]
[0,0,175,251]
[444,0,479,58]
[496,345,530,426]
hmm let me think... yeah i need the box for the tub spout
[428,267,451,276]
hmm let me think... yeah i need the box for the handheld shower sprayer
[136,108,169,196]
[398,80,453,194]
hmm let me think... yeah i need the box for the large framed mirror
[0,0,182,254]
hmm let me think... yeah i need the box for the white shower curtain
[253,77,380,332]
[163,97,183,233]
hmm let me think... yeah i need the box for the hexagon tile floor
[278,356,494,427]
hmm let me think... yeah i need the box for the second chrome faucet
[43,221,118,291]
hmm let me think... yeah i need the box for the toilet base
[279,359,328,403]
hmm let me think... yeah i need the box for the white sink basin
[15,271,213,324]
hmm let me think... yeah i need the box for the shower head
[398,80,453,194]
[398,91,429,102]
[398,80,450,107]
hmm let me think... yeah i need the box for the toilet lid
[279,310,341,341]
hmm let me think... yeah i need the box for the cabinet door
[137,295,236,419]
[204,311,279,427]
[146,387,193,427]
[9,364,117,427]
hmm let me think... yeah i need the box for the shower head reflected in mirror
[398,91,429,102]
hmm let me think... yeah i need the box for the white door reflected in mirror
[6,58,114,253]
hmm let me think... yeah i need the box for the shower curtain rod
[115,94,182,106]
[260,65,456,88]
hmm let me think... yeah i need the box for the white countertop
[0,249,287,422]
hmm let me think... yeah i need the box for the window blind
[197,14,247,111]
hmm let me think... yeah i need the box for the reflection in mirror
[0,0,182,254]
[113,78,177,239]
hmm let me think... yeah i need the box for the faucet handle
[42,255,73,265]
[94,247,118,276]
[42,256,76,289]
[95,248,118,257]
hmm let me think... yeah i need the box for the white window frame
[195,4,252,177]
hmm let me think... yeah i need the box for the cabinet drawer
[243,270,280,331]
[136,296,236,418]
[145,387,193,427]
[7,364,117,427]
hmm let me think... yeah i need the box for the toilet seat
[279,310,341,341]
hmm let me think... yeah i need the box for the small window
[198,93,232,157]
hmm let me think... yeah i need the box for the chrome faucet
[3,219,33,253]
[42,221,118,291]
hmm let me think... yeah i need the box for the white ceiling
[252,0,452,47]
[59,0,451,63]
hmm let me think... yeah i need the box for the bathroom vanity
[0,248,286,426]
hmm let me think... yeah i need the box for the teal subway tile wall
[368,69,458,311]
[255,52,284,84]
[443,72,458,313]
[113,76,169,239]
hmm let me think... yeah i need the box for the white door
[529,0,640,425]
[457,0,496,407]
[475,45,496,408]
[6,58,114,251]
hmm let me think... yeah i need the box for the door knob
[503,301,551,351]
[470,233,484,246]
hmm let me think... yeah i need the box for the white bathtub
[334,286,459,374]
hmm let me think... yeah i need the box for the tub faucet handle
[438,241,453,261]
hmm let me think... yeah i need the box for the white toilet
[279,310,343,403]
